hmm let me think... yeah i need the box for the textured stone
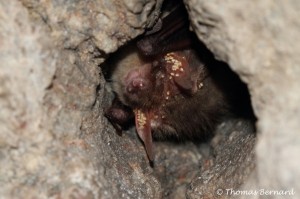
[0,0,164,198]
[185,0,300,198]
[186,120,256,199]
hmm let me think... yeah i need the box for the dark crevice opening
[100,0,257,196]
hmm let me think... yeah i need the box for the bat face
[119,62,164,109]
[112,50,200,108]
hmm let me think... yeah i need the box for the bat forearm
[137,5,191,56]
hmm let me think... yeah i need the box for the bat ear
[164,52,198,95]
[173,69,197,95]
[134,109,154,162]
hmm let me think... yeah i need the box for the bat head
[120,62,165,109]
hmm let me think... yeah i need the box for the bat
[104,5,254,162]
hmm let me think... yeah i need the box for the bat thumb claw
[144,139,154,162]
[134,109,155,162]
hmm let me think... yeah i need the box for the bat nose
[127,78,147,93]
[132,78,145,88]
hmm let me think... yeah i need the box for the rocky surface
[1,0,164,198]
[186,120,256,199]
[0,0,298,199]
[185,0,300,198]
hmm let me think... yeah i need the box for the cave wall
[185,1,300,198]
[0,0,299,199]
[0,0,164,198]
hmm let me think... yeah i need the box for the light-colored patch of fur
[110,45,144,104]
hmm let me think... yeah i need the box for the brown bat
[104,5,254,162]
